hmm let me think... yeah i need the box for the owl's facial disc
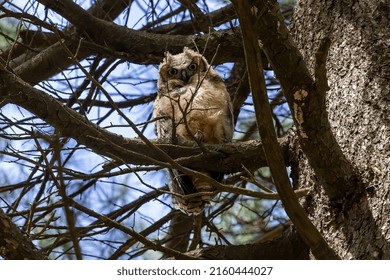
[164,58,202,84]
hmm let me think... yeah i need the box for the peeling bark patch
[258,39,263,49]
[293,89,309,139]
[293,89,308,100]
[251,6,258,17]
[293,0,390,259]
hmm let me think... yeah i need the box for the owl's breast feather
[172,87,187,96]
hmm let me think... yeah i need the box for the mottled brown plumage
[153,47,233,215]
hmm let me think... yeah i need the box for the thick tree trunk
[291,0,390,259]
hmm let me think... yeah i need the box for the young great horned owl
[153,47,234,215]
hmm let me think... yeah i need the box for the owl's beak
[180,70,189,82]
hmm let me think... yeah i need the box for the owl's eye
[168,68,178,76]
[188,63,198,71]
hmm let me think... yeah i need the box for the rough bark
[249,0,359,201]
[232,0,338,259]
[164,211,194,254]
[291,0,390,259]
[0,208,49,259]
[188,227,310,260]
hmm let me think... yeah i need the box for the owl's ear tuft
[183,47,210,70]
[200,55,209,70]
[163,51,172,63]
[183,47,198,56]
[183,46,201,56]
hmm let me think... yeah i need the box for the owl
[153,47,234,215]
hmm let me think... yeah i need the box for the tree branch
[13,0,242,86]
[250,0,358,200]
[149,3,236,35]
[163,211,194,255]
[186,227,310,260]
[0,207,49,259]
[232,0,339,260]
[47,0,244,64]
[3,0,132,84]
[0,68,287,173]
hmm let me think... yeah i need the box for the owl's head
[158,47,210,89]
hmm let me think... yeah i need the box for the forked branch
[232,0,339,260]
[249,0,358,200]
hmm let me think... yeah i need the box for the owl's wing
[155,115,173,142]
[223,100,235,142]
[153,95,173,142]
[215,91,234,143]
